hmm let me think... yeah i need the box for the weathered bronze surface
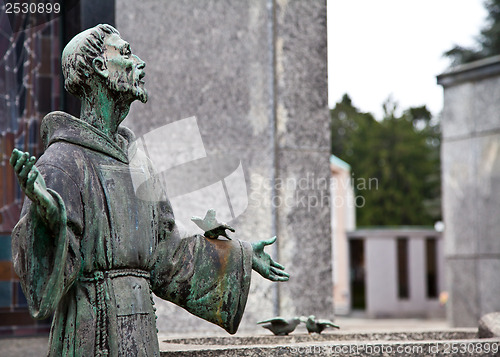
[10,24,288,356]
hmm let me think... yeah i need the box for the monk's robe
[12,111,253,357]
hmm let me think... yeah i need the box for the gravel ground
[0,336,48,357]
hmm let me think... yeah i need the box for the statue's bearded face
[102,34,148,103]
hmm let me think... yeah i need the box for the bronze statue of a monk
[9,24,288,356]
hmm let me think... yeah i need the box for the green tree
[445,0,500,65]
[330,94,377,158]
[330,95,441,226]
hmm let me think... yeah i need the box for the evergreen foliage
[445,0,500,65]
[330,94,441,226]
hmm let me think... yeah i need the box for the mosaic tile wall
[0,3,62,335]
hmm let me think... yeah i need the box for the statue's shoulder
[36,141,85,181]
[37,111,90,175]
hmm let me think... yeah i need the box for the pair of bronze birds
[257,315,340,335]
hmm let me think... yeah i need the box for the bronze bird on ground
[257,317,302,336]
[301,315,340,334]
[191,208,235,239]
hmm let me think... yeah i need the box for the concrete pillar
[116,0,333,333]
[438,55,500,326]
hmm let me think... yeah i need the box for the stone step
[160,329,500,356]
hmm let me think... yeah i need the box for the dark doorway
[349,238,365,309]
[425,237,438,299]
[397,237,409,299]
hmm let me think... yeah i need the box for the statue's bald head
[62,24,119,98]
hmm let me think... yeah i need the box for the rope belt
[80,269,151,357]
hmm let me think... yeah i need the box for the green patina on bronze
[10,24,289,356]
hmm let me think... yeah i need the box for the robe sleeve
[11,163,83,320]
[150,199,253,334]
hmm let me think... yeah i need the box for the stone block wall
[116,0,333,333]
[438,55,500,326]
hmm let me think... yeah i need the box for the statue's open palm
[252,237,289,282]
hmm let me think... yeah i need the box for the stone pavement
[0,336,48,356]
[333,316,450,332]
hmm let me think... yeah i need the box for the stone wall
[116,0,333,333]
[438,55,500,326]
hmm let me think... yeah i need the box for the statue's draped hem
[151,236,253,334]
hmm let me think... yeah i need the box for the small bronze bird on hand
[191,208,235,240]
[257,317,302,336]
[301,315,339,334]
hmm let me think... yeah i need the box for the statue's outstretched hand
[10,149,59,228]
[251,236,289,282]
